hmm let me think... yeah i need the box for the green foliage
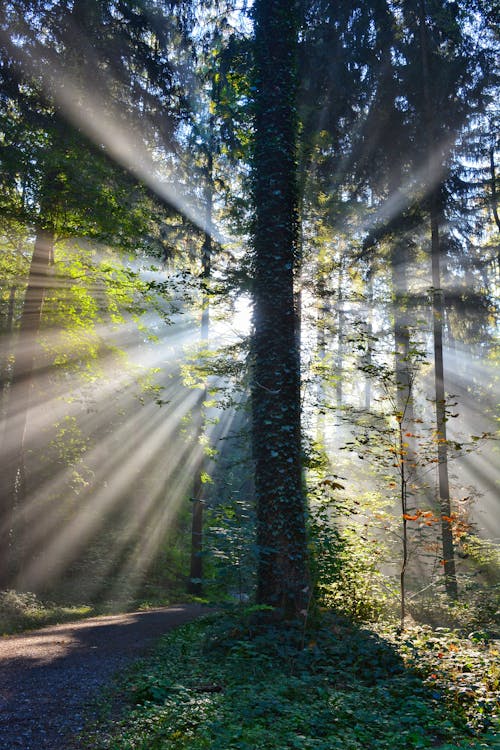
[0,589,93,634]
[203,499,256,599]
[461,536,500,583]
[0,10,497,735]
[305,442,396,622]
[308,493,393,622]
[83,614,499,750]
[387,625,500,734]
[408,585,500,637]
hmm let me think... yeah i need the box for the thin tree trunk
[430,205,458,597]
[316,271,328,446]
[364,273,373,411]
[0,228,54,589]
[336,258,344,408]
[391,241,415,432]
[399,415,408,630]
[252,0,308,618]
[0,285,17,400]
[489,146,500,235]
[188,123,213,596]
[391,238,414,626]
[418,0,457,599]
[0,285,17,500]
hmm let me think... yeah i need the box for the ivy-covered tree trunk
[251,0,309,618]
[0,228,54,588]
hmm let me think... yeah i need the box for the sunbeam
[0,0,497,655]
[0,210,249,599]
[1,30,226,245]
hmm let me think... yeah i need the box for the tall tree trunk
[316,268,329,446]
[188,118,214,596]
[391,240,415,428]
[252,0,308,618]
[430,202,458,597]
[390,237,416,627]
[418,0,457,598]
[0,285,17,404]
[363,272,373,411]
[0,228,54,589]
[489,145,500,235]
[335,258,344,409]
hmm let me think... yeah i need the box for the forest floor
[81,610,499,750]
[0,605,497,750]
[0,604,210,750]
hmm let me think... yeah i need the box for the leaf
[321,479,345,490]
[403,512,421,521]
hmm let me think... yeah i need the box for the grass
[81,608,499,750]
[0,588,191,635]
[0,589,96,634]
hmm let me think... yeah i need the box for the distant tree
[405,0,484,598]
[0,0,191,587]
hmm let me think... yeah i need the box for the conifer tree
[0,0,191,587]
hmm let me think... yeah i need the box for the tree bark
[0,285,17,403]
[391,240,415,424]
[188,118,214,596]
[316,266,329,446]
[364,272,373,411]
[252,0,309,618]
[489,146,500,235]
[335,258,344,409]
[418,0,457,598]
[0,228,54,589]
[430,203,458,598]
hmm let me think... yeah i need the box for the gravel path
[0,604,209,750]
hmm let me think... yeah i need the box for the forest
[0,0,499,748]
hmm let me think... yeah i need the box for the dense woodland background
[0,0,498,633]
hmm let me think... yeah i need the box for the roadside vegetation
[0,588,182,635]
[81,609,499,750]
[0,590,95,634]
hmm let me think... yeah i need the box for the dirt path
[0,604,209,749]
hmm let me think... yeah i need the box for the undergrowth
[0,588,195,635]
[0,589,95,634]
[83,609,499,750]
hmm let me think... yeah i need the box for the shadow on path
[0,603,209,749]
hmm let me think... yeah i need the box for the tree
[0,0,192,587]
[188,59,216,597]
[251,0,309,618]
[406,0,483,598]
